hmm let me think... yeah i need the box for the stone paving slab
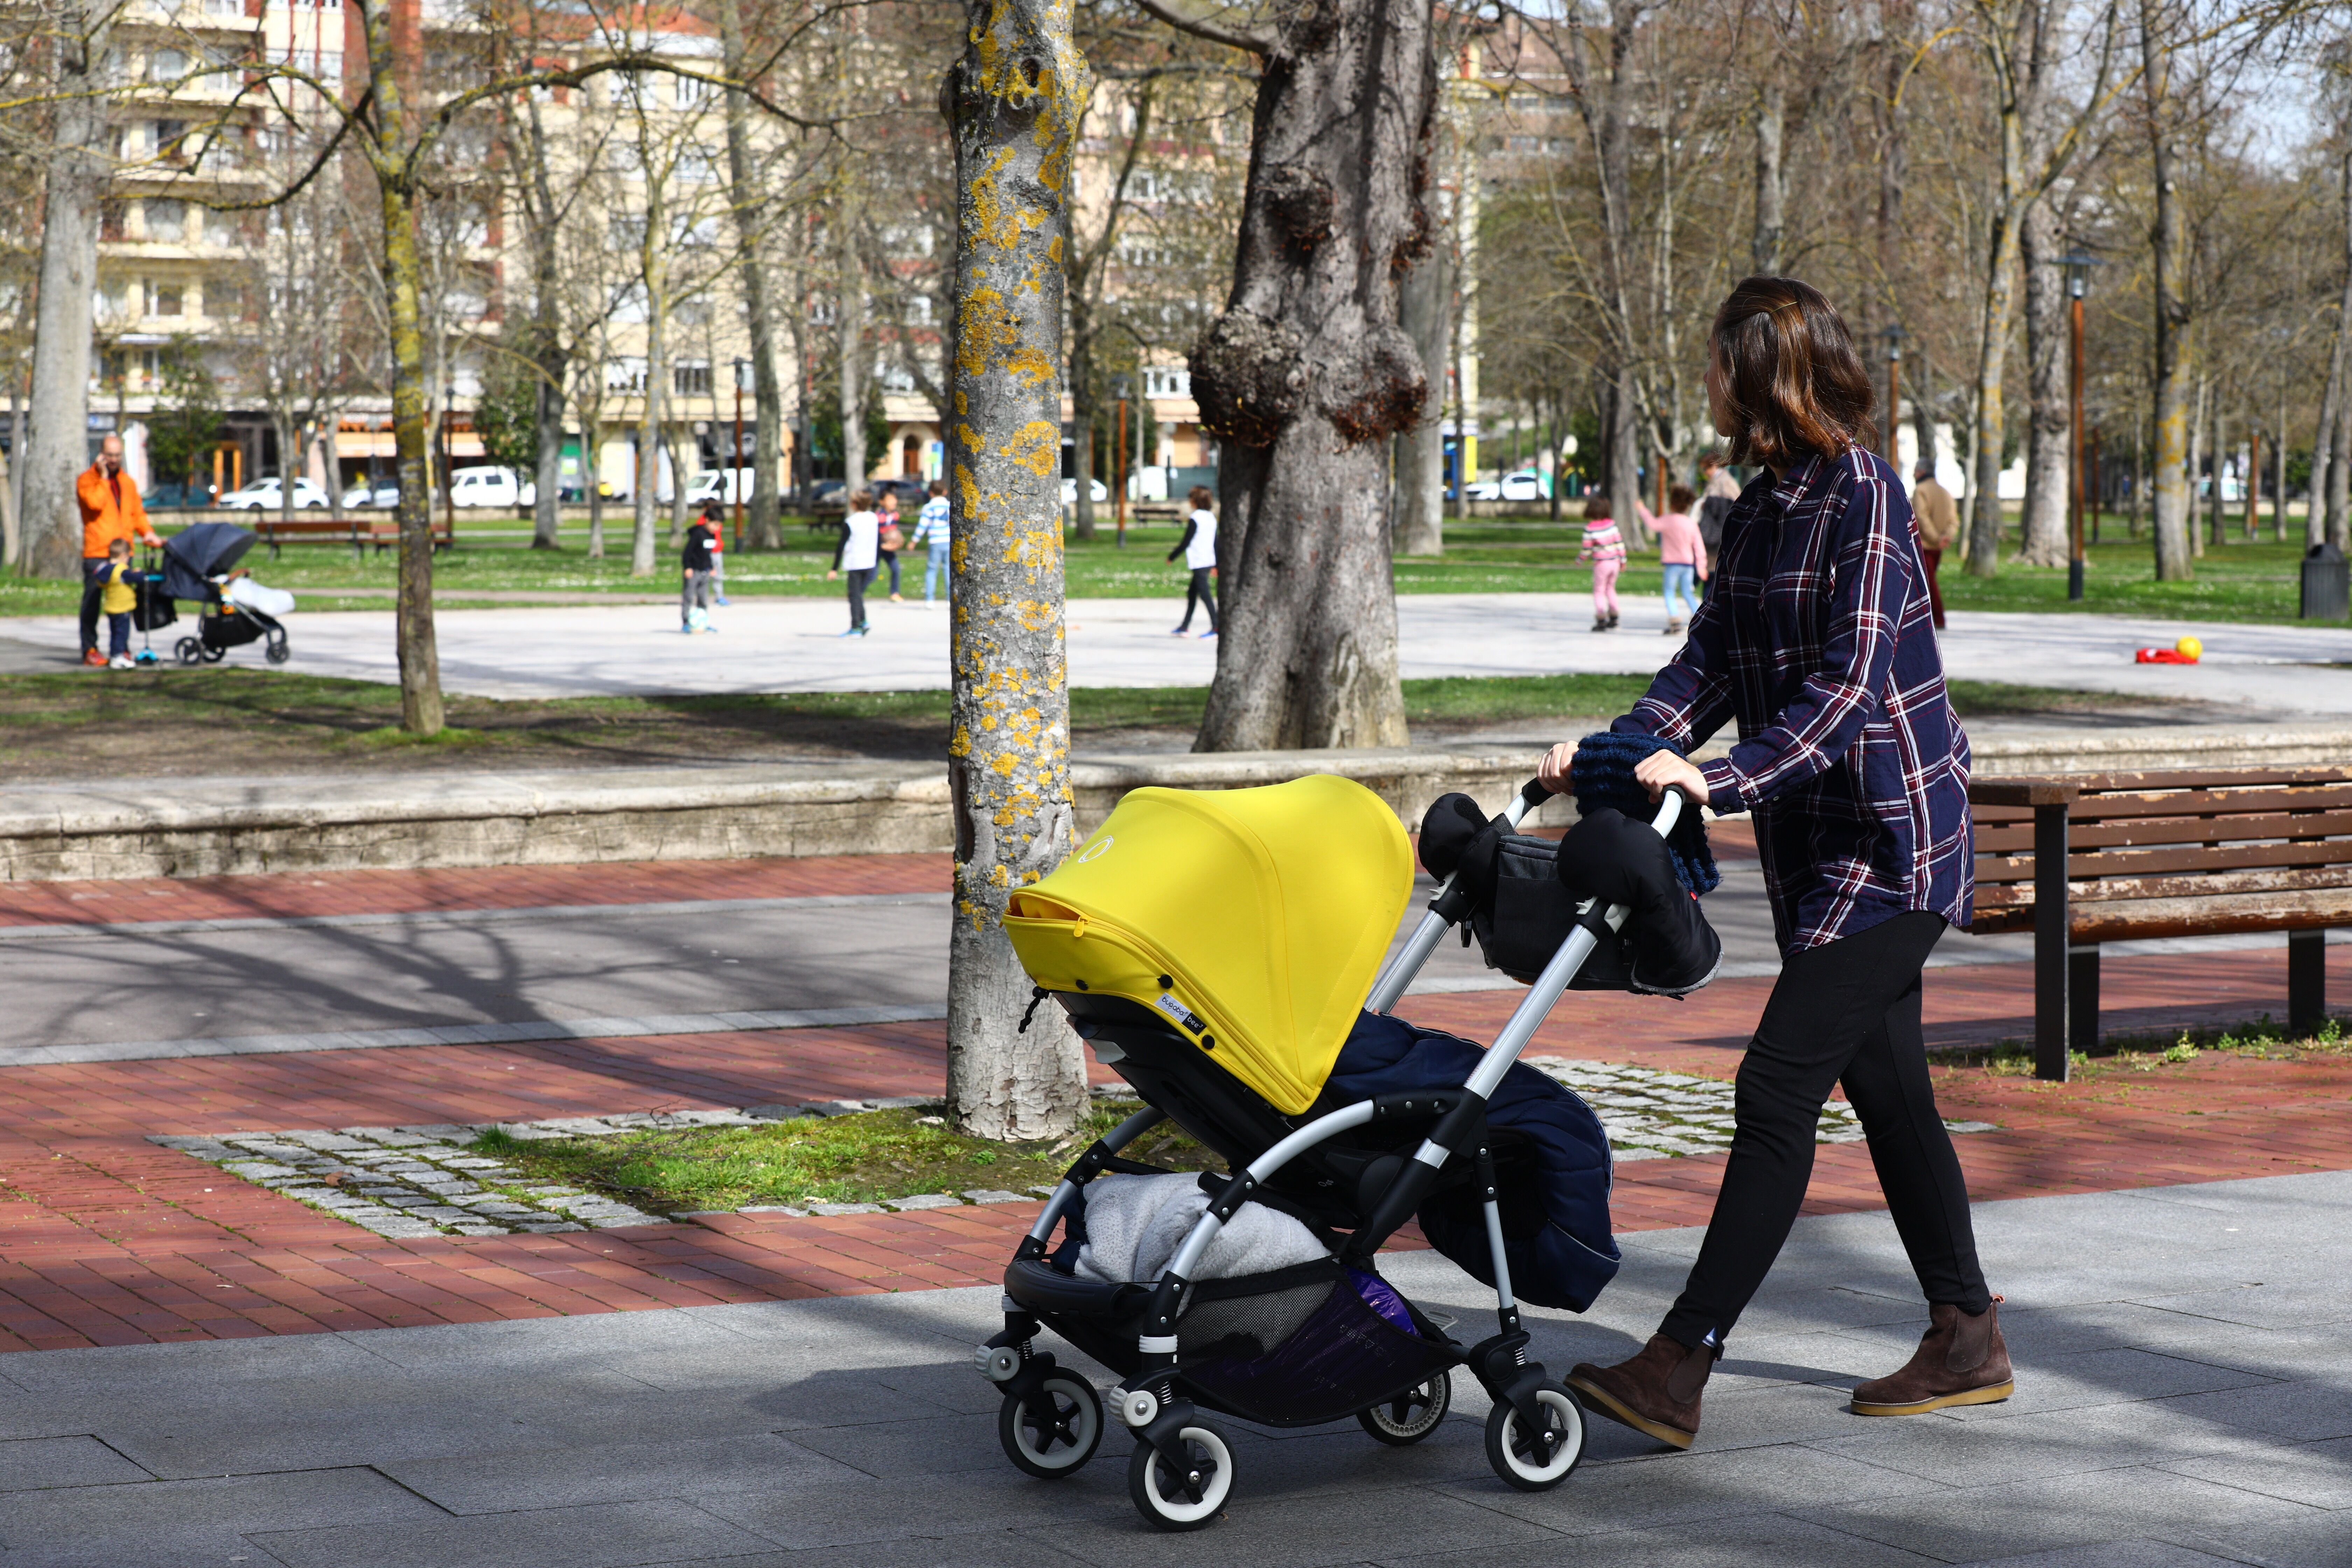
[0,1172,2339,1565]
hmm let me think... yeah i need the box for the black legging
[845,566,874,630]
[1176,567,1218,632]
[1661,910,1990,1350]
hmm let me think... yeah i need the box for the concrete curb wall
[6,724,2348,882]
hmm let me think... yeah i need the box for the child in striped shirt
[1578,494,1628,632]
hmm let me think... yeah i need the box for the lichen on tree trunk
[1188,0,1436,752]
[941,0,1089,1142]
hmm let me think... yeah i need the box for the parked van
[448,466,537,509]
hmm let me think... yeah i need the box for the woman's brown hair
[1708,276,1877,468]
[1583,493,1611,522]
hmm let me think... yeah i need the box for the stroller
[986,772,1714,1530]
[160,523,291,666]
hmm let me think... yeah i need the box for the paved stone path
[1,1170,2343,1567]
[9,594,2348,708]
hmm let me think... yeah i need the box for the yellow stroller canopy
[1003,775,1413,1116]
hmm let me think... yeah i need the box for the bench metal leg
[2070,944,2100,1056]
[2034,803,2071,1082]
[2288,930,2327,1039]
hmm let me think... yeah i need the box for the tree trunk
[379,178,443,735]
[2205,397,2225,551]
[940,0,1088,1141]
[1189,0,1435,751]
[584,404,607,558]
[838,244,868,489]
[2142,1,2192,581]
[2312,337,2341,551]
[631,224,666,576]
[6,378,26,564]
[716,0,784,552]
[2186,374,2205,559]
[1750,78,1786,275]
[275,413,299,535]
[23,1,114,579]
[2329,372,2351,553]
[1069,293,1097,541]
[2018,197,2069,566]
[532,370,563,549]
[665,391,688,544]
[1392,234,1449,557]
[1963,202,2023,574]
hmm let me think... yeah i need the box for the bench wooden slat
[2063,785,2352,821]
[1976,838,2352,884]
[1974,863,2352,911]
[1976,807,2352,856]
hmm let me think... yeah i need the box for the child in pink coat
[1578,494,1628,632]
[1638,483,1709,634]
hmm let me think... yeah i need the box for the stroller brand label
[1154,992,1206,1034]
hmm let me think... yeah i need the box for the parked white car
[684,468,757,507]
[1462,469,1552,503]
[1059,477,1109,506]
[448,465,536,508]
[342,481,400,509]
[219,476,330,511]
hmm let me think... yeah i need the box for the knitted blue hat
[1567,731,1720,895]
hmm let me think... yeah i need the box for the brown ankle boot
[1566,1333,1716,1450]
[1851,1298,2014,1416]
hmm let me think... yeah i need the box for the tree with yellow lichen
[941,0,1091,1140]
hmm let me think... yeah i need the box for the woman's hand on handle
[1537,742,1577,794]
[1634,750,1709,805]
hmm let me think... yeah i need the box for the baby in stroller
[984,767,1718,1530]
[160,523,294,666]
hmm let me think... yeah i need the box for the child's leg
[108,612,131,658]
[925,548,946,601]
[1196,567,1218,630]
[1596,559,1622,618]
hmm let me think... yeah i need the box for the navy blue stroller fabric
[1568,730,1720,895]
[1326,1011,1619,1312]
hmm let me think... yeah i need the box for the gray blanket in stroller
[1069,1172,1328,1284]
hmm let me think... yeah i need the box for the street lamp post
[1881,323,1903,467]
[2060,252,2099,602]
[732,357,750,551]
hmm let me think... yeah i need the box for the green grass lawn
[470,1101,1218,1211]
[4,511,2330,625]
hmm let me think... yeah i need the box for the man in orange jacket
[78,434,161,666]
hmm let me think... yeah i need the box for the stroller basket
[1006,1255,1453,1430]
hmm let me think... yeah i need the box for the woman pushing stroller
[1540,276,2009,1450]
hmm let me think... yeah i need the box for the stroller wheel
[1357,1368,1452,1446]
[265,632,290,665]
[997,1372,1102,1479]
[1484,1382,1584,1491]
[200,642,225,663]
[1127,1420,1233,1531]
[174,637,203,666]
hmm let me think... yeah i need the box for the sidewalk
[0,935,2344,1352]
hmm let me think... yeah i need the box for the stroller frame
[978,781,1689,1528]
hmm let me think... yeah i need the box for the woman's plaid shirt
[1612,446,1974,954]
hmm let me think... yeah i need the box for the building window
[145,200,187,241]
[1143,366,1191,399]
[154,120,189,162]
[150,283,184,317]
[148,48,186,83]
[676,150,714,183]
[100,200,128,241]
[673,73,709,108]
[673,360,712,396]
[605,357,647,393]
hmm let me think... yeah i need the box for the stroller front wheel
[997,1372,1102,1480]
[199,642,225,664]
[1357,1368,1452,1445]
[1127,1420,1233,1531]
[174,637,203,667]
[265,632,290,665]
[1484,1383,1584,1491]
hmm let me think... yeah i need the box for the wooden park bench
[253,515,367,559]
[360,516,455,555]
[1969,768,2352,1079]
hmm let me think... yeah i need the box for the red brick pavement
[0,853,952,929]
[0,852,2345,1352]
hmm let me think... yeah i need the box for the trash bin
[2303,542,2349,621]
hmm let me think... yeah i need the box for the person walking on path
[826,489,879,636]
[1578,493,1628,631]
[1695,450,1741,561]
[77,434,161,667]
[1167,484,1219,637]
[1539,275,2006,1452]
[680,502,721,632]
[910,479,951,606]
[1638,483,1708,634]
[1911,461,1959,629]
[875,490,906,603]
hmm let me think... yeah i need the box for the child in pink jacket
[1638,483,1708,635]
[1578,494,1628,632]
